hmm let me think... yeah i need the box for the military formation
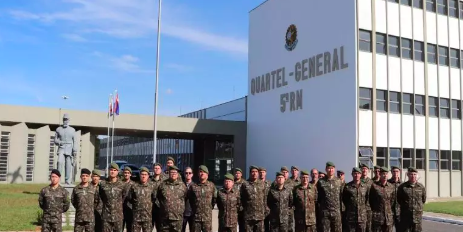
[39,157,426,232]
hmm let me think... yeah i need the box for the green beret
[280,166,289,171]
[258,167,266,171]
[153,162,162,167]
[391,166,400,171]
[380,166,389,173]
[110,162,119,171]
[352,167,361,173]
[301,170,310,176]
[167,156,175,163]
[92,169,102,176]
[123,166,132,173]
[199,165,209,174]
[249,165,259,171]
[408,167,418,173]
[326,161,335,167]
[168,165,180,171]
[374,165,380,169]
[360,163,369,168]
[234,168,243,173]
[291,166,299,171]
[276,171,284,177]
[224,173,234,180]
[337,170,345,174]
[140,167,150,174]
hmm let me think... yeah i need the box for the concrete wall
[34,126,51,183]
[8,123,28,183]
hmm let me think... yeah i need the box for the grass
[0,184,73,231]
[424,201,463,217]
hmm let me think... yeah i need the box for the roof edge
[249,0,270,13]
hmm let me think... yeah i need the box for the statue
[54,113,77,185]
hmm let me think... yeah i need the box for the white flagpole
[111,90,117,165]
[153,0,162,164]
[106,94,113,176]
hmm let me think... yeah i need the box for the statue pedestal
[62,184,76,227]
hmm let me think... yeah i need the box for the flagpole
[111,90,117,165]
[106,94,113,176]
[153,0,162,164]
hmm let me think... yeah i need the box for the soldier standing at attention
[151,163,164,230]
[293,170,317,232]
[188,165,218,232]
[72,168,97,232]
[91,170,103,232]
[281,166,290,182]
[397,167,426,232]
[287,166,300,232]
[182,167,195,232]
[241,165,267,232]
[388,166,401,231]
[128,167,156,232]
[360,164,373,232]
[342,168,369,232]
[157,165,187,232]
[309,169,319,185]
[234,168,247,232]
[122,167,135,232]
[372,166,381,182]
[309,168,320,232]
[368,167,394,232]
[337,170,346,232]
[39,169,70,232]
[259,167,271,232]
[316,162,343,232]
[217,173,241,232]
[99,163,128,232]
[267,172,293,232]
[163,156,182,182]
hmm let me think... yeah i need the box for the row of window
[360,29,463,68]
[359,146,462,170]
[360,88,462,118]
[388,0,463,19]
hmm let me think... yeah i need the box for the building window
[49,136,55,174]
[401,38,413,59]
[440,98,450,118]
[450,48,460,68]
[437,0,448,15]
[359,147,374,168]
[390,148,402,169]
[377,89,388,112]
[453,151,462,170]
[426,0,436,12]
[403,93,414,115]
[414,41,425,62]
[416,149,426,169]
[390,91,401,113]
[359,30,372,52]
[388,35,401,57]
[403,148,414,168]
[452,99,461,119]
[429,149,439,170]
[0,131,10,182]
[414,0,424,8]
[377,147,387,167]
[389,0,400,3]
[415,95,425,115]
[438,46,449,66]
[401,0,412,6]
[460,1,463,18]
[26,134,35,182]
[427,44,437,64]
[449,0,458,17]
[376,33,387,55]
[441,150,450,170]
[359,88,372,110]
[429,96,439,117]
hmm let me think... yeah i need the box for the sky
[0,0,262,116]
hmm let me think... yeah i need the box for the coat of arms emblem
[285,24,298,51]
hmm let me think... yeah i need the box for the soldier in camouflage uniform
[241,165,267,232]
[188,165,218,232]
[397,167,426,232]
[122,166,135,232]
[293,170,317,232]
[234,168,247,232]
[91,170,103,232]
[157,165,187,232]
[217,173,241,232]
[163,156,182,182]
[368,167,394,232]
[360,164,373,232]
[151,162,165,230]
[287,166,300,232]
[309,169,318,186]
[128,167,156,232]
[372,166,380,182]
[38,169,70,232]
[267,171,293,232]
[388,166,401,231]
[72,168,98,232]
[342,168,369,232]
[337,170,346,232]
[318,172,326,179]
[259,167,271,232]
[316,162,343,232]
[99,163,129,232]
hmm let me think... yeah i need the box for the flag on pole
[109,96,114,117]
[114,92,120,115]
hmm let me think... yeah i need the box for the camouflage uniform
[151,175,164,231]
[286,177,299,232]
[340,181,346,232]
[267,184,293,232]
[128,181,156,232]
[397,181,426,232]
[316,177,343,232]
[99,179,128,232]
[342,181,369,232]
[217,187,241,232]
[234,178,247,232]
[387,178,401,231]
[293,183,317,232]
[241,179,266,232]
[39,185,70,232]
[164,170,182,182]
[72,184,97,232]
[361,177,374,232]
[93,182,103,232]
[157,179,188,232]
[262,180,271,232]
[188,180,218,232]
[123,180,135,232]
[368,181,394,232]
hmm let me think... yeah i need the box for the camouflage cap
[199,165,209,174]
[408,167,418,173]
[291,166,299,171]
[374,165,381,170]
[391,165,401,171]
[360,163,369,168]
[249,165,259,171]
[280,166,289,171]
[301,170,310,176]
[234,168,243,173]
[51,169,61,177]
[337,170,345,174]
[326,161,335,167]
[276,171,284,177]
[110,162,120,171]
[167,156,175,163]
[258,167,267,171]
[92,169,102,176]
[123,166,132,173]
[380,166,389,173]
[352,167,361,173]
[168,165,180,171]
[140,167,150,174]
[224,173,234,180]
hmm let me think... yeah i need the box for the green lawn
[0,184,73,231]
[424,201,463,217]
